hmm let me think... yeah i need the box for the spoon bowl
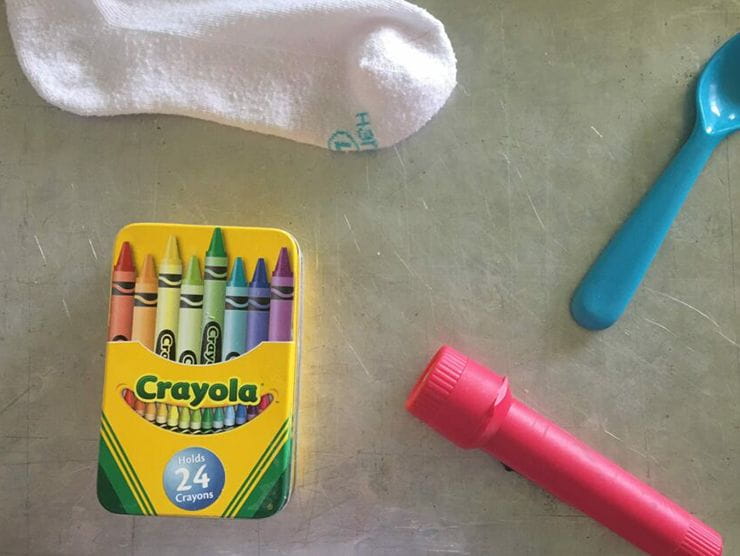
[698,33,740,136]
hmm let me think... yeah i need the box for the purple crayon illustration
[268,247,294,342]
[246,258,270,352]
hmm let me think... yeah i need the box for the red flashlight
[406,346,722,556]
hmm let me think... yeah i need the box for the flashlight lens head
[406,345,507,449]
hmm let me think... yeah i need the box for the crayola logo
[156,330,177,360]
[200,322,222,364]
[135,375,260,409]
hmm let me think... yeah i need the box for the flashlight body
[488,398,716,555]
[406,346,722,556]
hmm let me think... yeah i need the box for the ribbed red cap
[406,346,508,449]
[676,519,723,556]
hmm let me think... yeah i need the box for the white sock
[6,0,457,151]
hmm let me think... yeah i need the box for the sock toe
[347,18,457,148]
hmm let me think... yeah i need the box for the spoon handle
[571,123,723,330]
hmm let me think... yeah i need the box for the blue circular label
[163,447,225,511]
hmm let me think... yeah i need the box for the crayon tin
[97,223,301,519]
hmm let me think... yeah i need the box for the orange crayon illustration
[131,255,158,416]
[132,254,157,350]
[131,254,158,416]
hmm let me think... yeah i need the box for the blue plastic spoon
[571,34,740,330]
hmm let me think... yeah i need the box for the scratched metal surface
[0,1,738,555]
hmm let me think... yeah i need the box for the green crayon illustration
[177,256,204,364]
[200,228,228,364]
[201,407,214,434]
[166,405,179,430]
[190,408,202,434]
[177,404,191,433]
[213,406,225,432]
[154,236,182,360]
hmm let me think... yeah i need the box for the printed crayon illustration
[246,258,270,352]
[235,404,248,426]
[166,405,180,430]
[223,257,249,425]
[201,407,214,434]
[108,242,135,342]
[177,256,204,365]
[177,405,191,432]
[109,242,136,406]
[154,236,182,360]
[132,254,157,417]
[155,402,168,427]
[144,401,157,422]
[189,408,202,434]
[132,254,157,350]
[213,407,225,433]
[124,389,136,408]
[268,247,294,342]
[173,256,203,434]
[200,228,228,364]
[224,405,236,429]
[223,257,249,360]
[259,394,273,412]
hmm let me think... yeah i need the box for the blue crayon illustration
[235,404,248,426]
[223,257,249,360]
[223,258,249,423]
[246,258,270,352]
[224,405,236,429]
